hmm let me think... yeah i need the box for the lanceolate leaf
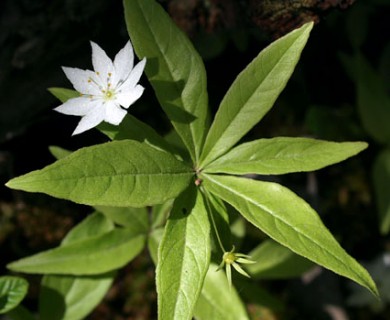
[0,276,28,314]
[39,213,116,320]
[48,87,79,103]
[356,54,390,144]
[49,146,72,160]
[157,186,210,320]
[204,138,368,175]
[202,174,378,296]
[39,273,114,320]
[98,114,180,156]
[124,0,209,162]
[6,140,193,207]
[247,239,314,279]
[199,22,313,167]
[372,149,390,235]
[96,206,149,233]
[193,264,249,320]
[61,212,114,246]
[7,228,145,275]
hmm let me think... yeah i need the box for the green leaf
[7,228,145,275]
[6,305,35,320]
[148,228,164,265]
[235,278,284,313]
[124,0,209,162]
[246,239,314,279]
[203,190,232,255]
[39,212,115,320]
[199,22,313,167]
[151,199,173,229]
[62,212,114,245]
[356,54,390,144]
[48,87,78,103]
[39,273,114,320]
[0,276,28,314]
[49,146,72,160]
[157,185,210,320]
[98,115,180,156]
[96,206,149,232]
[6,140,193,207]
[204,138,367,175]
[372,149,390,235]
[193,264,249,320]
[202,174,378,297]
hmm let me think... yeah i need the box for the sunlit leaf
[199,22,313,167]
[124,0,209,162]
[157,186,210,320]
[202,174,378,297]
[205,138,367,175]
[6,140,193,207]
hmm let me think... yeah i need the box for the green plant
[3,0,378,319]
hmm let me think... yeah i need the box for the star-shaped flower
[55,41,146,135]
[216,246,256,288]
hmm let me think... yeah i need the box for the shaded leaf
[193,263,249,320]
[39,273,114,320]
[61,212,114,246]
[49,146,72,160]
[39,212,115,320]
[372,149,390,235]
[356,54,390,144]
[48,87,78,103]
[96,206,149,232]
[247,239,314,279]
[0,276,28,314]
[98,115,179,156]
[6,305,35,320]
[148,228,164,265]
[7,228,145,275]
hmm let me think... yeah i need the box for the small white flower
[55,41,146,135]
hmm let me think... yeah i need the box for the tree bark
[165,0,355,38]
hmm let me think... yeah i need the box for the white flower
[55,41,146,135]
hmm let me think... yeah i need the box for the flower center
[223,252,236,265]
[104,89,115,100]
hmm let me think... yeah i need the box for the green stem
[201,186,226,253]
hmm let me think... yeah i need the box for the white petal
[62,67,102,95]
[112,41,134,86]
[90,41,114,83]
[118,58,146,92]
[116,85,144,109]
[72,104,105,135]
[104,103,127,125]
[54,97,96,116]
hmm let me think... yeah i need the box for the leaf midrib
[204,174,363,281]
[136,0,205,161]
[202,32,305,166]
